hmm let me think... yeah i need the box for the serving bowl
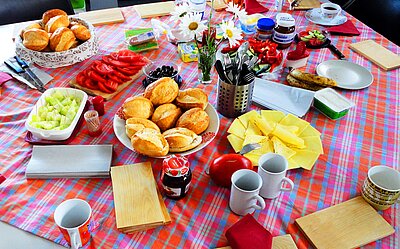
[142,60,182,87]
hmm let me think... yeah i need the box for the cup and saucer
[305,3,347,26]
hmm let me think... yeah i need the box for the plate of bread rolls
[15,9,98,68]
[113,77,220,158]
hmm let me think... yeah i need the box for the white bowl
[15,17,99,68]
[25,88,88,140]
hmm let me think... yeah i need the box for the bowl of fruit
[142,61,182,87]
[25,87,88,140]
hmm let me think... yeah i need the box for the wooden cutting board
[293,0,321,10]
[296,196,394,249]
[110,162,171,233]
[349,40,400,71]
[69,69,143,100]
[78,8,125,26]
[216,234,298,249]
[134,1,175,19]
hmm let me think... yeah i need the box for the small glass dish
[142,60,182,87]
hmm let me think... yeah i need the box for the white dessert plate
[305,8,347,26]
[317,60,374,90]
[113,104,220,158]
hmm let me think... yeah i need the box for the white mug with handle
[258,153,294,199]
[229,169,266,216]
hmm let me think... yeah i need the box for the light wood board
[134,2,175,18]
[295,196,394,249]
[293,0,321,10]
[349,40,400,71]
[78,8,125,26]
[216,234,298,249]
[110,162,171,233]
[69,69,143,100]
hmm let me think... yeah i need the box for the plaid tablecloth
[0,3,399,249]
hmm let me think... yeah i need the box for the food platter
[317,60,374,90]
[113,103,220,158]
[305,8,347,26]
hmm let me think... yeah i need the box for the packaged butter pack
[178,42,198,62]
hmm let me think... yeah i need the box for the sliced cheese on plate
[227,134,244,153]
[227,118,246,139]
[261,110,285,124]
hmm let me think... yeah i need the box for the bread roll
[49,27,75,52]
[123,96,154,119]
[286,74,324,91]
[45,15,70,33]
[71,24,91,41]
[125,117,160,138]
[144,77,179,106]
[176,108,210,135]
[289,69,337,87]
[20,23,43,38]
[163,127,202,152]
[151,103,182,131]
[42,9,68,25]
[131,128,169,157]
[176,88,208,110]
[23,28,49,51]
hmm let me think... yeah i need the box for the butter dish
[313,88,354,119]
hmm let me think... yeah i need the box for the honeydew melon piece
[227,134,244,153]
[227,118,246,139]
[260,110,285,124]
[272,123,305,148]
[271,136,296,159]
[238,110,260,128]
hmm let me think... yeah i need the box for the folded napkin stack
[226,214,273,249]
[327,20,360,36]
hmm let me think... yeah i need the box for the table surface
[0,2,399,249]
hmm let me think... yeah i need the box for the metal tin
[161,155,192,199]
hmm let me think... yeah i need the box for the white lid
[314,88,354,112]
[276,14,295,27]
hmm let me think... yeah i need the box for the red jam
[161,155,192,200]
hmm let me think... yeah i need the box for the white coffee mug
[230,169,266,216]
[54,199,92,249]
[320,3,342,22]
[258,153,294,199]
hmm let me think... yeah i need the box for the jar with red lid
[161,155,192,200]
[272,13,296,49]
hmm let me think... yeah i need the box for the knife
[14,56,46,93]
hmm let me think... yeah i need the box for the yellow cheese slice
[279,114,309,135]
[299,124,321,137]
[251,139,274,156]
[291,149,320,170]
[227,118,246,139]
[238,110,260,128]
[282,124,299,135]
[261,110,285,124]
[243,134,268,147]
[271,123,305,148]
[288,158,301,169]
[245,121,263,136]
[271,136,296,159]
[252,115,274,136]
[243,152,260,166]
[302,136,324,154]
[227,134,244,153]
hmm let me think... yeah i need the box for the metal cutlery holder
[217,78,255,118]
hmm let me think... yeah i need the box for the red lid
[163,155,190,177]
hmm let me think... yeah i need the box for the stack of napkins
[111,162,171,233]
[25,145,113,179]
[252,78,315,117]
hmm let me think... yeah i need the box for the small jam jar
[272,13,296,49]
[255,18,275,41]
[161,155,192,200]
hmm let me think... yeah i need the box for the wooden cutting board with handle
[296,196,394,249]
[293,0,321,10]
[134,2,175,18]
[78,8,125,26]
[349,40,400,71]
[216,234,298,249]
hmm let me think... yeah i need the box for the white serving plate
[305,8,347,26]
[317,60,374,90]
[25,87,88,141]
[113,104,220,158]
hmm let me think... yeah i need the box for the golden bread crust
[45,15,70,33]
[143,77,179,106]
[163,127,202,152]
[176,107,210,135]
[151,103,182,131]
[131,128,169,157]
[125,118,160,138]
[22,28,49,51]
[70,24,91,41]
[176,88,208,110]
[49,27,76,52]
[289,69,337,87]
[122,96,154,119]
[42,9,68,25]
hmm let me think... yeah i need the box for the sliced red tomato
[111,70,133,81]
[93,62,114,75]
[84,78,99,90]
[76,71,87,87]
[103,80,118,93]
[97,81,113,93]
[114,67,139,76]
[87,70,106,83]
[109,52,119,61]
[107,74,124,84]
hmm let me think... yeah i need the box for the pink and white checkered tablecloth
[0,2,399,248]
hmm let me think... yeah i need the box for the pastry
[20,23,43,38]
[71,24,91,41]
[22,28,49,51]
[286,74,324,91]
[131,128,169,157]
[176,107,210,135]
[289,69,337,87]
[163,127,202,152]
[175,88,208,110]
[143,77,179,106]
[125,117,160,138]
[49,27,76,52]
[42,9,68,25]
[151,103,182,131]
[45,15,70,33]
[122,96,154,119]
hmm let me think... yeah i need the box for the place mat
[293,0,320,10]
[216,234,298,249]
[78,8,125,26]
[110,162,171,233]
[296,196,394,249]
[134,2,175,19]
[25,100,89,145]
[349,40,400,71]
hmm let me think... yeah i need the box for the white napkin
[252,78,315,117]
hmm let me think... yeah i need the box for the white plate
[113,104,220,158]
[317,60,374,90]
[305,8,347,26]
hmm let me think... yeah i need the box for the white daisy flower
[170,2,190,23]
[220,20,243,47]
[226,2,247,20]
[179,12,207,40]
